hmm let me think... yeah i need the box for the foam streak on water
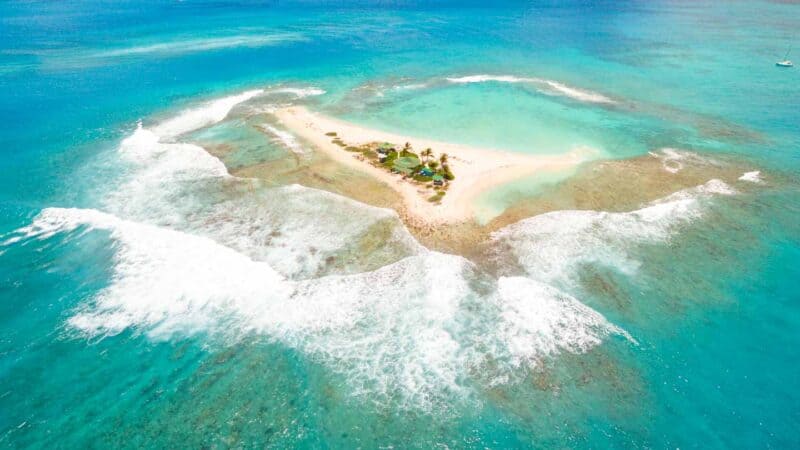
[267,87,326,98]
[93,33,307,59]
[260,124,306,155]
[445,74,616,104]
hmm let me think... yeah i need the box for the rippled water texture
[1,1,799,448]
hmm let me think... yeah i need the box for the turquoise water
[1,1,799,448]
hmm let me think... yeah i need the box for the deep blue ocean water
[1,1,799,448]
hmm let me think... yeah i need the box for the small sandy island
[274,106,597,225]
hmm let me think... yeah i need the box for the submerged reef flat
[205,102,762,258]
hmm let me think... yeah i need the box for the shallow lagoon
[1,1,799,448]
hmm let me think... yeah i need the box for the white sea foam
[539,79,615,104]
[648,148,716,174]
[23,208,293,338]
[491,180,736,284]
[119,123,230,178]
[152,89,263,139]
[110,139,420,278]
[167,184,423,279]
[266,87,326,98]
[11,206,630,410]
[446,74,616,104]
[105,122,232,228]
[260,125,306,155]
[94,33,306,59]
[348,80,429,102]
[102,92,421,279]
[649,148,685,173]
[352,75,616,106]
[738,170,762,183]
[393,82,428,91]
[446,74,529,84]
[105,89,262,223]
[485,277,634,380]
[110,119,421,278]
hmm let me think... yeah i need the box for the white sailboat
[776,48,793,67]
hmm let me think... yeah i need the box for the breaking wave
[153,90,265,139]
[349,74,616,106]
[491,179,736,285]
[10,206,629,411]
[445,74,617,104]
[108,90,418,279]
[267,87,326,98]
[259,125,306,155]
[739,171,762,183]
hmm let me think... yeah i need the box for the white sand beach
[274,106,597,225]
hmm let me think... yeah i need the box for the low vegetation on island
[327,133,455,204]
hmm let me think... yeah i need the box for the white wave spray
[446,74,617,104]
[259,125,306,155]
[11,206,629,411]
[153,89,264,139]
[647,148,718,174]
[491,179,736,285]
[739,171,762,183]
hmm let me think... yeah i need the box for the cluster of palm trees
[419,146,449,171]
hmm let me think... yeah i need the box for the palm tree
[403,142,411,156]
[421,148,433,164]
[439,153,449,167]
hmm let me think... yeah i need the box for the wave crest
[10,205,630,411]
[152,89,264,139]
[491,179,736,284]
[446,74,617,104]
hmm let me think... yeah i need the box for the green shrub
[427,191,445,202]
[345,146,360,152]
[382,151,399,165]
[413,174,433,182]
[325,132,337,136]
